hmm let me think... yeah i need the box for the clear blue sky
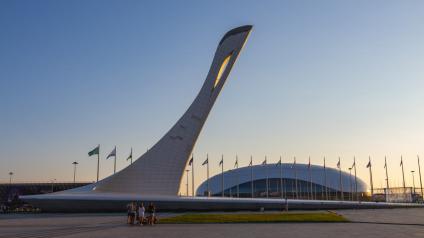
[1,1,423,193]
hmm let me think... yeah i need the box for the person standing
[147,202,154,225]
[138,203,145,225]
[126,202,132,224]
[131,202,137,224]
[151,203,156,225]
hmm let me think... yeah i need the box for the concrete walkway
[0,208,423,238]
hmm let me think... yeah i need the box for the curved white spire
[92,25,253,196]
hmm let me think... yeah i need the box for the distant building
[197,163,368,200]
[1,182,90,205]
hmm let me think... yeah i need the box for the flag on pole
[291,157,296,168]
[188,155,193,166]
[366,160,371,168]
[249,156,253,166]
[352,158,356,168]
[337,158,341,169]
[276,157,282,166]
[308,157,311,168]
[202,158,208,166]
[106,147,116,159]
[234,156,238,168]
[88,145,100,157]
[400,157,403,166]
[262,157,267,165]
[219,157,223,166]
[126,148,132,161]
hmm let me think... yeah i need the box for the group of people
[127,202,157,225]
[0,204,8,213]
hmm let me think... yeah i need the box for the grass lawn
[159,212,348,224]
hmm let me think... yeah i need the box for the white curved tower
[90,25,252,196]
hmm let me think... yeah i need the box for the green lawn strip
[159,212,347,224]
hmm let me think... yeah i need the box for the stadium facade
[197,164,367,200]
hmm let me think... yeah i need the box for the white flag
[106,147,116,159]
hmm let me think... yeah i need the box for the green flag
[88,145,100,157]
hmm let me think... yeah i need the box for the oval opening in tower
[213,53,233,89]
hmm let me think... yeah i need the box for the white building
[197,163,368,200]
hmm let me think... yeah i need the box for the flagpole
[207,154,210,197]
[308,156,312,200]
[191,154,195,197]
[401,155,406,192]
[250,155,253,198]
[338,157,343,201]
[348,167,352,201]
[324,157,328,200]
[280,156,283,199]
[354,157,358,201]
[130,148,133,164]
[418,155,423,197]
[321,157,324,199]
[186,169,189,196]
[221,154,224,197]
[265,156,268,198]
[384,156,390,199]
[294,157,298,199]
[236,155,239,198]
[368,156,374,198]
[114,146,117,174]
[97,145,100,182]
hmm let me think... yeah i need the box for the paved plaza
[0,208,423,238]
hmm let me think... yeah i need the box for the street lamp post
[51,179,56,193]
[9,172,13,185]
[411,171,416,195]
[72,162,78,184]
